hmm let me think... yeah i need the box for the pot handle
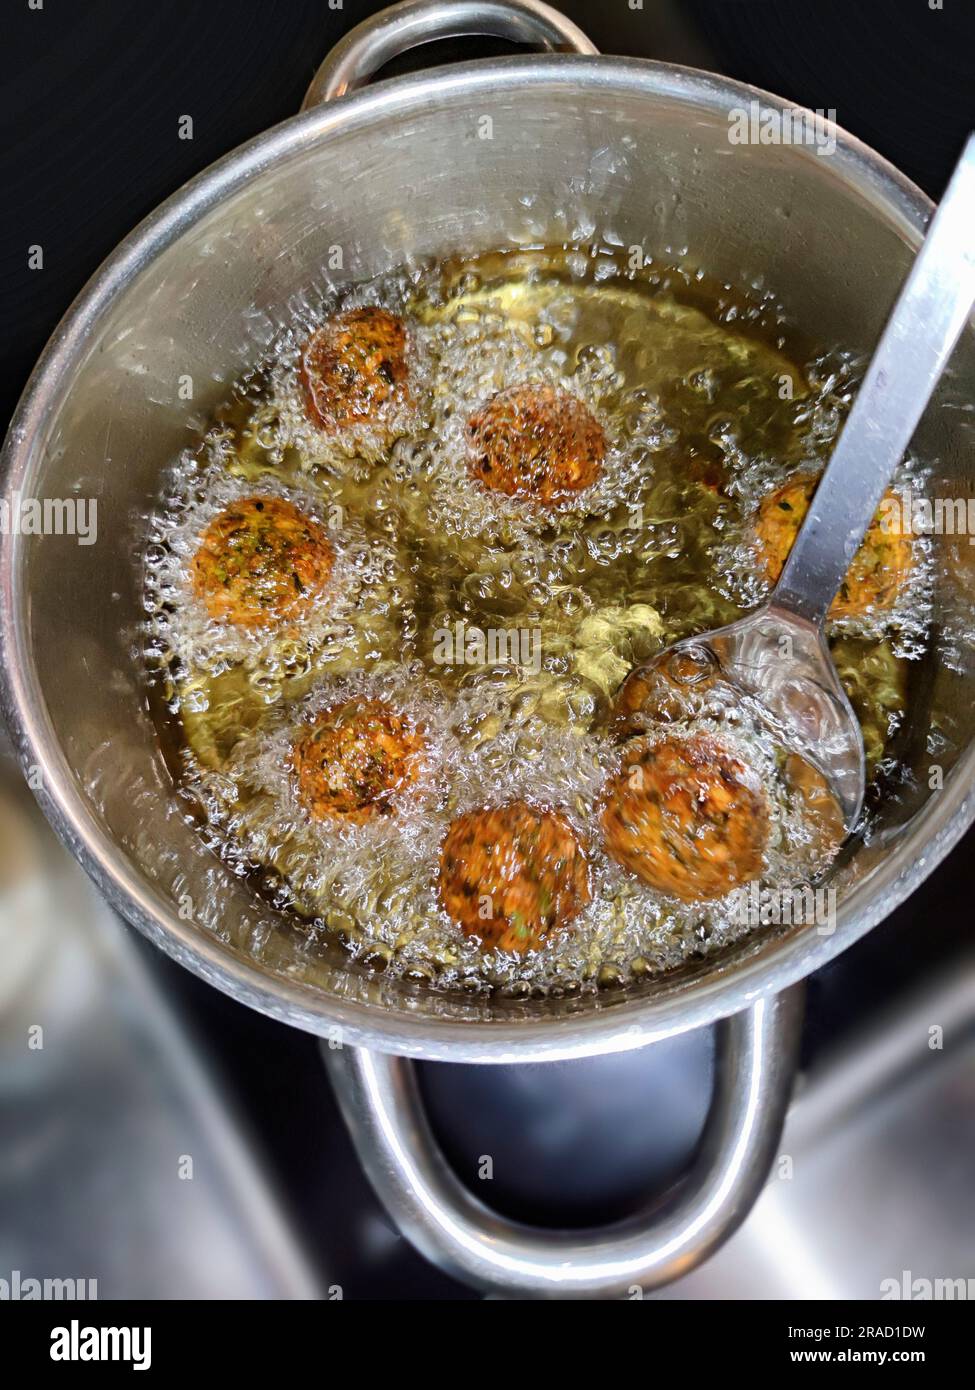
[301,0,599,108]
[324,985,804,1298]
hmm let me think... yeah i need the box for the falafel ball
[300,307,409,432]
[191,495,334,628]
[467,383,605,504]
[438,800,591,953]
[600,734,769,901]
[755,474,912,619]
[291,699,426,826]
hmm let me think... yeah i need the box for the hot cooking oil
[142,246,929,995]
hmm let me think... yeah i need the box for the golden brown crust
[300,307,409,432]
[191,496,334,628]
[466,384,605,504]
[600,735,768,901]
[438,801,591,953]
[755,474,913,620]
[291,699,425,825]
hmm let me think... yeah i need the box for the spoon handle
[773,134,975,628]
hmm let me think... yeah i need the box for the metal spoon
[618,135,975,831]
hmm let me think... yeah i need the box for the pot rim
[2,54,969,1062]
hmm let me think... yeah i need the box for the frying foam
[140,251,938,996]
[144,468,402,678]
[262,292,436,474]
[182,664,839,993]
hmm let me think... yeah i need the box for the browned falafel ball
[600,734,769,901]
[755,474,912,620]
[438,800,591,954]
[291,699,426,826]
[300,307,409,432]
[191,495,334,628]
[466,383,605,504]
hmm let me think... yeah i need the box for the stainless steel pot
[2,0,973,1298]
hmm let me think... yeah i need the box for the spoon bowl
[618,606,865,830]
